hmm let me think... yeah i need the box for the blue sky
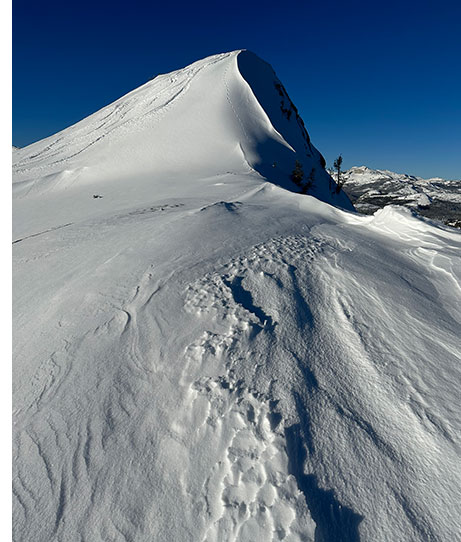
[13,0,461,178]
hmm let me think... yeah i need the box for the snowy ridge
[13,50,350,239]
[13,52,461,541]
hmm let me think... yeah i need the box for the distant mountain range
[333,166,461,227]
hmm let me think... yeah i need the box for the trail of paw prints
[184,235,328,321]
[194,379,315,542]
[182,234,328,379]
[182,268,264,387]
[180,236,332,540]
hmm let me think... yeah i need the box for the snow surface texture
[336,166,461,227]
[13,50,461,541]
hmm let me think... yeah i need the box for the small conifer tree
[291,160,304,186]
[300,168,315,194]
[333,155,344,194]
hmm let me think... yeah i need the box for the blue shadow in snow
[223,276,276,331]
[284,423,363,542]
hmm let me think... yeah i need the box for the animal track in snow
[183,234,327,371]
[192,379,315,542]
[181,236,330,540]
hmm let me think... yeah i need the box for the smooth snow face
[13,51,461,541]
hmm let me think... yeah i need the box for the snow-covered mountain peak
[13,50,350,235]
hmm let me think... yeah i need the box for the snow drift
[13,51,461,541]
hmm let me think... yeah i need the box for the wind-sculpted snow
[12,51,461,541]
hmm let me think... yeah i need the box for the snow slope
[13,51,461,541]
[13,50,350,240]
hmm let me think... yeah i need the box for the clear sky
[13,0,461,179]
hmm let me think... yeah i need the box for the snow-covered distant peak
[335,165,461,225]
[340,165,419,183]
